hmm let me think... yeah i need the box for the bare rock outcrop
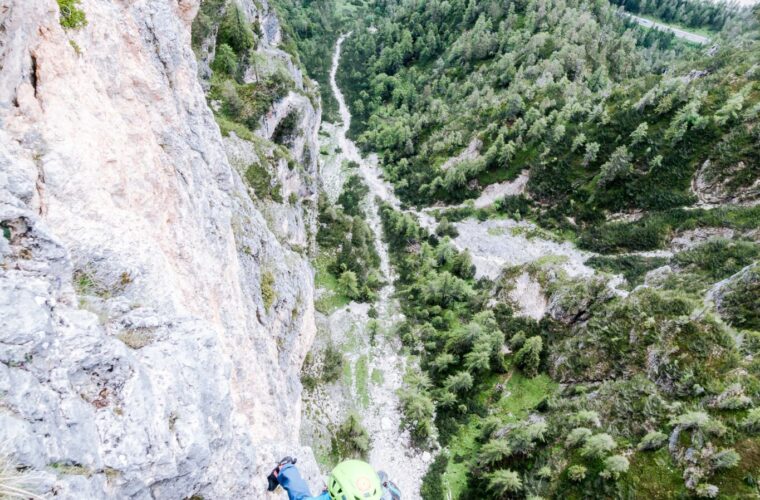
[0,0,320,497]
[691,159,760,206]
[195,0,321,252]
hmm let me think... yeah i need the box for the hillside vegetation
[273,0,760,497]
[338,1,758,224]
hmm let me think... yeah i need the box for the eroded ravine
[301,34,431,498]
[331,34,433,494]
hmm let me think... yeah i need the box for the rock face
[691,159,760,206]
[708,263,759,319]
[0,0,320,498]
[195,0,320,252]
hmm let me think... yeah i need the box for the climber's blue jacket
[278,463,331,500]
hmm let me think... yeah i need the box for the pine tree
[332,414,370,461]
[486,469,523,495]
[339,270,360,299]
[217,2,255,56]
[514,336,543,376]
[479,439,512,466]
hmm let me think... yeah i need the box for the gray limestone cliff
[194,0,320,254]
[0,0,321,497]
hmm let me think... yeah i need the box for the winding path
[623,12,711,45]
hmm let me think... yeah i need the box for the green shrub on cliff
[57,0,87,30]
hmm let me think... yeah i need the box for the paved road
[624,12,711,45]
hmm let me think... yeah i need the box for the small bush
[600,455,629,480]
[565,427,593,448]
[435,218,459,238]
[742,407,760,432]
[695,483,719,498]
[567,465,587,482]
[494,195,532,218]
[451,250,476,280]
[331,414,370,461]
[715,394,751,410]
[638,431,668,451]
[117,329,154,349]
[301,353,319,391]
[303,344,344,391]
[580,433,617,459]
[570,410,601,428]
[536,466,552,479]
[245,163,283,202]
[73,268,100,296]
[57,0,87,29]
[73,267,130,299]
[711,449,740,470]
[261,271,276,310]
[321,343,344,384]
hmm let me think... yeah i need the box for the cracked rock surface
[0,0,320,498]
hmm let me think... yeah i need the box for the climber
[268,456,399,500]
[268,456,329,500]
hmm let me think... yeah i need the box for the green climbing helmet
[327,459,382,500]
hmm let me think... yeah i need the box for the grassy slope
[443,370,557,498]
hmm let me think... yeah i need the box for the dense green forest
[337,0,758,221]
[195,0,760,497]
[380,205,760,498]
[332,0,759,498]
